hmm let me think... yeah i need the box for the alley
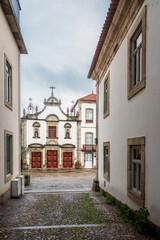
[0,172,156,240]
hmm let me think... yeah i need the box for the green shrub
[106,196,115,206]
[134,207,149,233]
[120,203,131,223]
[21,172,30,176]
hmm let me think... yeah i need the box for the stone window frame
[127,136,145,207]
[127,6,146,100]
[4,130,13,183]
[4,54,13,110]
[103,141,110,182]
[85,108,94,123]
[103,71,110,119]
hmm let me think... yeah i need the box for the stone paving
[0,171,156,239]
[25,170,95,192]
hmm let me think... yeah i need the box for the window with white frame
[86,133,93,145]
[127,137,145,207]
[86,109,93,123]
[131,146,141,194]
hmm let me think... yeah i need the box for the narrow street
[0,172,155,240]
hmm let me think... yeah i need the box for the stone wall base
[92,179,100,192]
[99,187,160,240]
[0,188,11,205]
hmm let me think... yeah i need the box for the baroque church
[21,87,96,170]
[21,87,81,170]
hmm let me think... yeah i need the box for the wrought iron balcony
[82,144,96,151]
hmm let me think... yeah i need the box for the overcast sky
[20,0,110,115]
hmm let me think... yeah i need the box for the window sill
[5,173,13,183]
[64,137,71,139]
[33,137,40,139]
[46,137,59,139]
[103,111,110,119]
[128,80,145,100]
[5,102,13,111]
[103,173,110,182]
[127,189,144,207]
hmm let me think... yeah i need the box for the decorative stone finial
[35,105,38,113]
[23,108,26,116]
[50,86,55,98]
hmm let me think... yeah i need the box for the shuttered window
[48,126,56,138]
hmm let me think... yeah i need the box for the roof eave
[0,0,27,54]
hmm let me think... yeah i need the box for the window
[86,109,93,123]
[127,6,146,99]
[127,137,145,207]
[103,142,110,181]
[103,71,110,118]
[4,55,12,109]
[4,131,13,182]
[48,126,56,138]
[86,133,93,145]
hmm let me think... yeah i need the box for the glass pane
[136,32,142,47]
[105,81,108,112]
[87,110,93,120]
[86,133,92,144]
[133,163,137,188]
[104,147,108,174]
[138,164,141,191]
[6,135,11,175]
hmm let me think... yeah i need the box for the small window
[127,137,145,207]
[86,109,93,123]
[86,133,93,145]
[127,6,146,99]
[103,142,110,181]
[4,55,12,110]
[103,71,110,118]
[4,130,13,182]
[48,126,56,138]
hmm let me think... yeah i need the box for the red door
[47,150,58,168]
[32,152,41,168]
[63,152,72,168]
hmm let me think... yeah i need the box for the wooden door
[32,152,41,168]
[63,152,72,168]
[47,150,58,168]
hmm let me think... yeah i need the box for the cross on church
[29,98,32,102]
[50,86,55,97]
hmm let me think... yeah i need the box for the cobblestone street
[0,172,156,240]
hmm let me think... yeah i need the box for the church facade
[21,89,81,170]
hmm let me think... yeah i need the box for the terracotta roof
[71,92,96,111]
[79,92,96,102]
[88,0,120,79]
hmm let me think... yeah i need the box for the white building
[88,0,160,232]
[0,0,27,202]
[22,89,80,170]
[71,92,96,169]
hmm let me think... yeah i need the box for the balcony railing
[82,144,96,151]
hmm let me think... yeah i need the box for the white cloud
[20,0,110,115]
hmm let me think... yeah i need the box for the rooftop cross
[50,86,55,97]
[29,98,32,102]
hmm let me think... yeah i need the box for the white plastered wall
[0,5,20,196]
[98,0,160,226]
